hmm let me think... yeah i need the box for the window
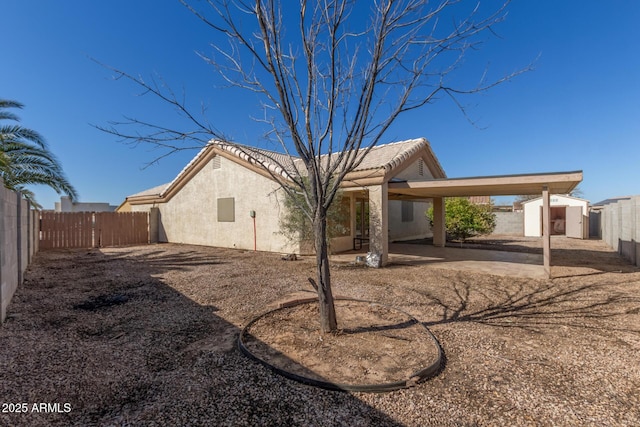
[355,199,369,237]
[217,198,235,222]
[401,200,414,222]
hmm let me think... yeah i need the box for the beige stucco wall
[394,157,436,181]
[329,235,352,253]
[131,155,297,253]
[388,200,432,241]
[387,158,434,241]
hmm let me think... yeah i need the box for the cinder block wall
[1,179,38,325]
[492,212,524,235]
[600,196,640,267]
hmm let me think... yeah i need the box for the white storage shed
[523,195,589,238]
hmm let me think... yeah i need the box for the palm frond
[0,98,78,203]
[0,124,48,148]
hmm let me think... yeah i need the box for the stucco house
[119,138,444,255]
[120,138,583,272]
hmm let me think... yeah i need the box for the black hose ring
[238,297,443,393]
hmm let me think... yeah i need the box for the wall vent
[212,156,221,169]
[418,159,424,176]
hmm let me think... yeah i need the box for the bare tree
[99,0,528,333]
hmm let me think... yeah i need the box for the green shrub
[427,197,496,242]
[279,185,350,247]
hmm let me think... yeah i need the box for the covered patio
[332,241,547,279]
[361,170,583,278]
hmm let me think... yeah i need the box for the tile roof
[126,138,444,200]
[218,137,439,176]
[214,141,301,178]
[348,138,430,172]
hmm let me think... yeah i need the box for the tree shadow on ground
[1,246,404,426]
[86,246,227,270]
[402,237,639,274]
[550,248,638,274]
[419,276,640,335]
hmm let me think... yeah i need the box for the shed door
[566,206,584,239]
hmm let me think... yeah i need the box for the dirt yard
[1,237,639,426]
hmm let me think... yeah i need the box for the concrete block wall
[1,184,18,324]
[492,212,524,235]
[600,196,640,267]
[1,180,38,325]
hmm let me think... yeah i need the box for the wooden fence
[39,211,149,249]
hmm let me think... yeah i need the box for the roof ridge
[211,140,298,180]
[211,140,301,160]
[381,138,426,172]
[209,140,428,178]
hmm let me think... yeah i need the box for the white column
[368,184,388,266]
[432,197,446,247]
[542,186,551,278]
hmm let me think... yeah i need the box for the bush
[427,197,496,242]
[279,185,350,248]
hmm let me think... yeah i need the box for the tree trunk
[314,210,338,333]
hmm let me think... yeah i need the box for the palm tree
[0,99,77,208]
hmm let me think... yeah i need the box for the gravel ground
[1,238,639,426]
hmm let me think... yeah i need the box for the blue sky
[2,0,639,209]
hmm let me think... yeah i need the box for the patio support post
[542,186,551,278]
[368,184,388,266]
[432,197,446,247]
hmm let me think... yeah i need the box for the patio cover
[380,170,583,278]
[387,170,583,199]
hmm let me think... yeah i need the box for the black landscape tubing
[237,298,443,393]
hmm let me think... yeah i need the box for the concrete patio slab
[332,243,546,279]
